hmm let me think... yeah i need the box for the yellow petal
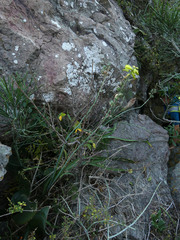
[124,65,133,71]
[92,143,96,149]
[133,69,139,75]
[75,128,82,133]
[58,112,66,121]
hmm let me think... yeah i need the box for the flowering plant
[123,65,139,79]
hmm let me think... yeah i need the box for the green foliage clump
[117,0,180,96]
[151,209,166,232]
[0,73,43,141]
[0,63,178,239]
[0,67,141,239]
[136,0,179,68]
[116,0,180,149]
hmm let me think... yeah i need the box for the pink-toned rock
[0,0,137,112]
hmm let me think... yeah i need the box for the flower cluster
[49,234,56,240]
[82,197,113,225]
[8,199,26,214]
[123,64,139,79]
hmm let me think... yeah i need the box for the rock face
[0,143,11,181]
[0,0,137,112]
[169,162,180,209]
[99,114,173,239]
[168,147,180,210]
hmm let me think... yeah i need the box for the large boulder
[0,0,137,112]
[92,114,174,239]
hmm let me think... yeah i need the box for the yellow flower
[92,143,96,149]
[123,65,139,79]
[75,128,82,133]
[123,65,133,71]
[133,69,139,75]
[58,112,66,121]
[128,169,133,174]
[132,73,136,79]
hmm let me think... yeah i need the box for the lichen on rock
[0,0,137,112]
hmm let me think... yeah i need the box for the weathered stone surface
[0,143,11,181]
[169,162,180,209]
[0,0,137,112]
[168,147,180,210]
[99,114,173,239]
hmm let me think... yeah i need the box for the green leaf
[73,120,81,130]
[12,203,37,225]
[13,208,37,225]
[148,176,152,182]
[104,135,138,142]
[146,141,152,147]
[133,26,147,35]
[43,167,55,176]
[83,156,107,165]
[11,192,37,225]
[67,113,72,121]
[29,206,50,233]
[0,109,11,118]
[87,162,126,172]
[63,149,68,160]
[85,143,92,151]
[62,159,79,174]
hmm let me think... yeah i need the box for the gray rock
[72,114,175,240]
[170,162,180,209]
[168,147,180,210]
[0,143,11,181]
[99,114,173,239]
[0,0,137,112]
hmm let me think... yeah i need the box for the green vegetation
[0,68,141,239]
[0,0,179,239]
[151,209,166,232]
[135,0,179,68]
[150,207,179,240]
[117,0,180,145]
